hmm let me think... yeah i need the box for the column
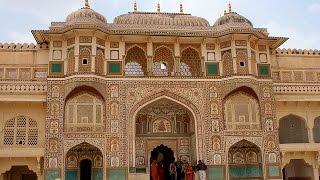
[147,42,153,76]
[74,36,80,72]
[91,37,97,73]
[231,39,237,74]
[308,128,315,143]
[247,40,252,74]
[313,167,319,180]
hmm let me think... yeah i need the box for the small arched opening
[228,140,263,180]
[279,114,308,144]
[65,142,103,180]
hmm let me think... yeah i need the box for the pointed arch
[153,46,175,76]
[124,45,147,76]
[129,90,201,166]
[279,114,308,144]
[223,87,260,130]
[313,116,320,143]
[64,85,105,133]
[180,47,202,77]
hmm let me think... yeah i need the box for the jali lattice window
[3,116,38,146]
[125,46,147,76]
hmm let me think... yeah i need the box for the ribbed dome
[66,7,107,26]
[214,12,252,27]
[114,12,210,27]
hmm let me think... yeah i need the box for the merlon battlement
[0,43,49,50]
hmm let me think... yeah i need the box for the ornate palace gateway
[0,1,320,180]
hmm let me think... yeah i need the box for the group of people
[151,158,207,180]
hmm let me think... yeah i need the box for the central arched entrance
[150,144,175,180]
[80,159,92,180]
[228,140,263,180]
[134,97,197,170]
[65,143,103,180]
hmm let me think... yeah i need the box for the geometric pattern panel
[208,166,225,180]
[65,170,77,180]
[229,165,263,179]
[108,169,126,180]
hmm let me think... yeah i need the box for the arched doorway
[134,98,197,170]
[228,140,263,180]
[80,159,92,180]
[4,166,37,180]
[283,159,313,180]
[150,144,175,180]
[65,143,103,180]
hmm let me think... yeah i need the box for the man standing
[175,158,183,180]
[196,160,207,180]
[151,160,159,180]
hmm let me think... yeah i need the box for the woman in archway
[184,162,194,180]
[151,160,159,180]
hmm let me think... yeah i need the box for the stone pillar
[308,127,315,143]
[247,40,252,74]
[74,36,80,72]
[0,173,4,180]
[313,168,319,180]
[91,37,97,73]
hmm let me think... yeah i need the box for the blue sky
[0,0,319,49]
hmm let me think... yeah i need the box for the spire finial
[228,2,232,13]
[180,2,183,13]
[85,0,90,9]
[224,10,227,15]
[157,2,160,12]
[134,0,137,12]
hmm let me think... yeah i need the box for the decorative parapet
[0,82,47,94]
[274,84,320,94]
[273,48,320,56]
[0,43,49,50]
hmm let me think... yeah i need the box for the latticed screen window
[3,116,38,146]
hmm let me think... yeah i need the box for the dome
[214,12,253,27]
[113,12,210,27]
[66,7,106,26]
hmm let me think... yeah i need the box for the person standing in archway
[184,162,194,180]
[196,160,207,180]
[151,160,159,180]
[158,160,165,180]
[169,162,177,180]
[175,158,183,180]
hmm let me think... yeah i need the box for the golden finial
[134,0,137,12]
[85,0,90,9]
[157,2,160,12]
[180,2,183,13]
[228,2,232,13]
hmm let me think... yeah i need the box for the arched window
[224,92,260,130]
[125,46,147,76]
[3,116,38,146]
[65,93,104,132]
[228,140,263,179]
[153,47,175,76]
[180,48,202,77]
[313,117,320,143]
[279,114,308,144]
